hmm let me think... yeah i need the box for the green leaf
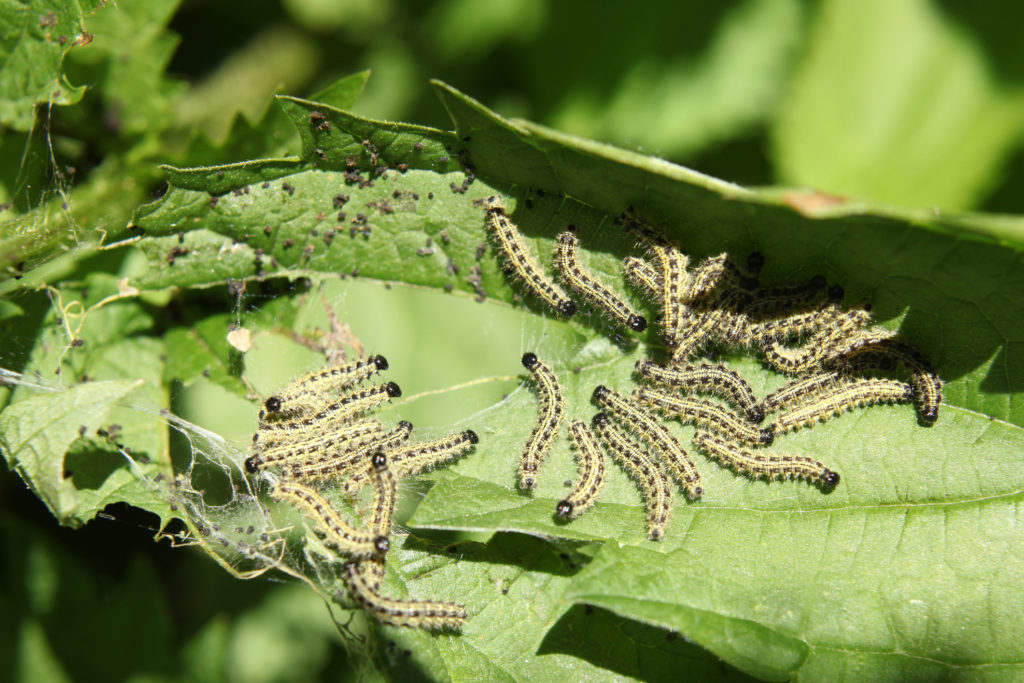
[0,0,103,130]
[9,78,1024,680]
[771,0,1024,211]
[0,377,143,524]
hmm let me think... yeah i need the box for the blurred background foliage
[2,0,1024,680]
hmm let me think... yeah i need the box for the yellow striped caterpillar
[838,338,942,425]
[282,420,413,483]
[342,429,478,494]
[556,421,607,520]
[772,377,914,433]
[262,355,388,416]
[368,450,396,545]
[554,228,647,331]
[692,431,839,490]
[591,385,703,499]
[255,382,401,446]
[634,388,774,445]
[343,560,467,630]
[519,352,564,489]
[622,256,662,300]
[591,413,673,540]
[634,359,763,423]
[270,480,387,558]
[484,196,576,317]
[246,419,385,473]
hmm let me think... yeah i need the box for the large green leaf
[4,80,1024,680]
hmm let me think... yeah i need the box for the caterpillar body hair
[684,253,754,304]
[591,385,703,498]
[837,338,942,424]
[484,196,576,316]
[368,450,397,547]
[554,228,647,331]
[773,377,915,433]
[746,303,843,346]
[255,382,401,443]
[634,388,774,445]
[634,360,763,423]
[742,276,828,320]
[692,431,839,490]
[342,429,479,494]
[285,421,413,483]
[556,421,607,520]
[622,256,663,300]
[262,355,388,416]
[246,420,385,472]
[270,481,384,558]
[758,354,892,416]
[343,560,467,630]
[592,413,673,540]
[518,352,565,489]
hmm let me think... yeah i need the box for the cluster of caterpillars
[510,205,942,542]
[484,196,648,333]
[246,355,477,630]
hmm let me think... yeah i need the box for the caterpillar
[246,419,385,473]
[772,377,915,433]
[692,431,839,490]
[634,359,763,423]
[284,420,413,483]
[761,305,880,375]
[484,196,576,316]
[683,253,753,304]
[262,355,389,416]
[837,338,942,424]
[554,227,647,331]
[592,385,703,498]
[270,480,385,558]
[519,352,565,489]
[368,450,396,545]
[342,429,479,494]
[622,256,662,300]
[255,382,401,445]
[343,560,467,630]
[619,211,689,347]
[759,354,889,415]
[634,388,774,446]
[556,421,607,520]
[591,413,673,541]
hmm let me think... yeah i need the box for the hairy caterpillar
[554,227,647,331]
[772,377,914,433]
[634,360,763,423]
[634,388,774,445]
[284,421,413,483]
[592,413,673,541]
[592,385,703,499]
[484,196,576,316]
[692,431,839,490]
[342,429,479,494]
[255,382,401,444]
[519,352,565,489]
[270,480,386,558]
[246,419,385,473]
[343,560,467,630]
[556,421,607,520]
[262,355,389,416]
